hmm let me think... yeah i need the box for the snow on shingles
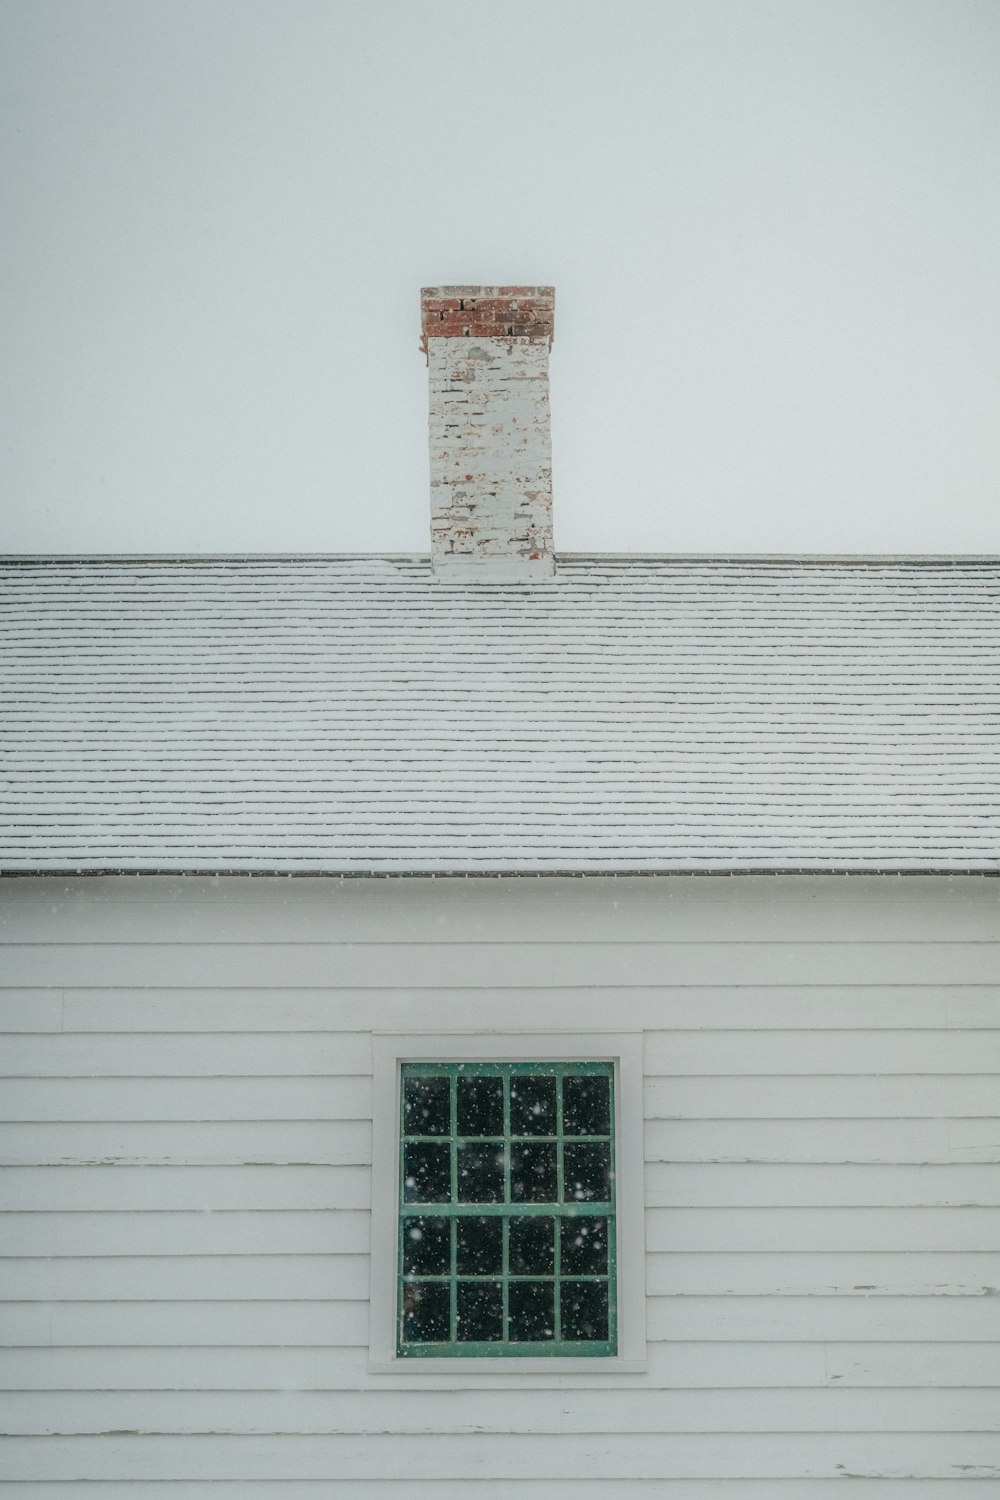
[1,556,999,872]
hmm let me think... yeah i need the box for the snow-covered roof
[2,555,998,874]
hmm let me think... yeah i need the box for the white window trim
[369,1030,647,1376]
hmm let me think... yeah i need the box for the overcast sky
[2,0,999,555]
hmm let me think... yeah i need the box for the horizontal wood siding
[1,874,998,1493]
[0,1486,994,1500]
[0,1488,996,1500]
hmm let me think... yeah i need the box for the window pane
[457,1280,503,1341]
[561,1280,609,1342]
[396,1059,617,1357]
[563,1141,612,1203]
[510,1141,557,1202]
[509,1074,557,1136]
[403,1075,451,1136]
[508,1280,555,1341]
[403,1141,451,1203]
[402,1282,451,1343]
[456,1215,503,1275]
[456,1142,505,1203]
[509,1215,554,1275]
[402,1215,450,1274]
[560,1215,609,1275]
[563,1074,611,1136]
[457,1075,504,1137]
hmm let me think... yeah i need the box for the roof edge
[2,866,999,879]
[3,552,1000,567]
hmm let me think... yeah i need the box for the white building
[1,288,998,1495]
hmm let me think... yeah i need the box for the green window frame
[397,1059,617,1358]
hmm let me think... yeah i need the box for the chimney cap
[420,286,555,348]
[421,285,554,299]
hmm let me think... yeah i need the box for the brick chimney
[421,285,555,581]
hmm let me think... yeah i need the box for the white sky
[2,0,999,555]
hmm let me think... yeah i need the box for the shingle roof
[2,555,998,873]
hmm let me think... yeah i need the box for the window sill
[368,1356,649,1377]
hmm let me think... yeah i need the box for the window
[370,1033,646,1375]
[399,1061,616,1356]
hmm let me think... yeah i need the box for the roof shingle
[2,556,998,873]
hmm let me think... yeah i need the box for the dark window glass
[456,1215,503,1275]
[561,1280,609,1341]
[402,1281,450,1342]
[403,1075,451,1136]
[509,1215,554,1275]
[403,1141,451,1203]
[562,1074,611,1136]
[563,1141,611,1202]
[560,1215,609,1275]
[456,1142,505,1203]
[457,1280,503,1341]
[509,1074,557,1136]
[457,1075,504,1137]
[508,1280,555,1340]
[397,1061,615,1357]
[402,1215,450,1274]
[510,1141,557,1202]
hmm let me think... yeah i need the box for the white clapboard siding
[645,1207,1000,1251]
[0,1211,370,1256]
[0,1255,370,1301]
[0,1077,371,1121]
[0,1302,369,1347]
[3,1341,997,1392]
[644,1163,1000,1205]
[644,1076,1000,1117]
[3,1386,999,1435]
[646,1118,1000,1163]
[0,1165,372,1211]
[1,872,999,1494]
[645,1252,1000,1296]
[0,1487,996,1500]
[1,872,994,943]
[644,1031,1000,1074]
[0,1342,834,1392]
[1,1034,373,1076]
[4,1073,998,1122]
[6,1028,1000,1075]
[7,982,996,1032]
[647,1296,1000,1340]
[0,1121,372,1166]
[4,941,999,988]
[1,1486,997,1500]
[3,1431,999,1481]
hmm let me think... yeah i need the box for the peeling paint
[422,287,555,581]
